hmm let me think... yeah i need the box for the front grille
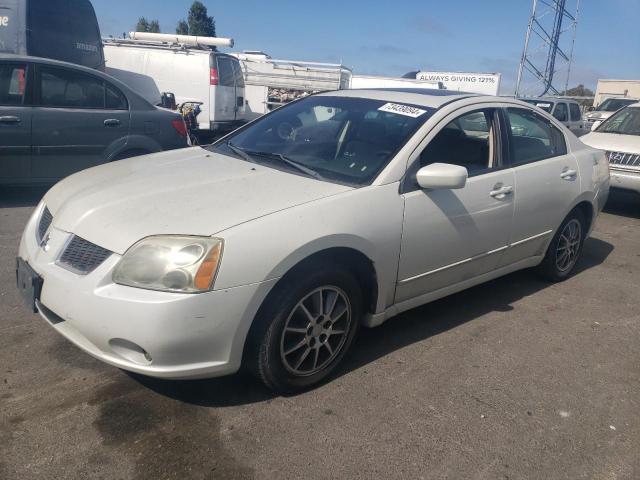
[606,151,640,169]
[57,235,112,275]
[37,207,53,243]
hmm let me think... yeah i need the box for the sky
[93,0,640,94]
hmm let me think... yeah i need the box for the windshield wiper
[226,141,257,164]
[250,150,324,180]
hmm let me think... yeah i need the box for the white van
[104,39,245,132]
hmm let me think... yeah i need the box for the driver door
[396,107,515,303]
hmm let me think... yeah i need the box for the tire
[249,265,362,393]
[536,209,586,282]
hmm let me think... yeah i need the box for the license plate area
[16,257,43,313]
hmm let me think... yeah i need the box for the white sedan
[17,89,610,392]
[581,102,640,194]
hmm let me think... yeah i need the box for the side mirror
[416,163,468,190]
[591,120,602,132]
[587,106,595,112]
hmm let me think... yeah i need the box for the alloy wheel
[555,219,582,272]
[279,286,352,376]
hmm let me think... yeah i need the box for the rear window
[216,56,235,87]
[569,102,582,121]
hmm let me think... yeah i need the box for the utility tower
[515,0,580,97]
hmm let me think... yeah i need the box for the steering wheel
[276,122,295,140]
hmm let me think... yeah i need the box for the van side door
[31,64,130,181]
[0,62,32,181]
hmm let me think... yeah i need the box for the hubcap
[555,219,582,272]
[280,286,351,376]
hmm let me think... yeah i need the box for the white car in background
[581,103,640,195]
[17,89,609,392]
[584,97,639,128]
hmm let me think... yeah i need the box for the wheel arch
[240,245,380,370]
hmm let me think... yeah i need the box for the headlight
[113,236,223,293]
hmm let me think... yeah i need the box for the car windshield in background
[210,96,434,185]
[523,99,554,113]
[597,98,637,112]
[597,107,640,135]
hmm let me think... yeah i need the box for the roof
[321,88,475,108]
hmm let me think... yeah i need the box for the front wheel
[250,267,362,393]
[536,209,586,281]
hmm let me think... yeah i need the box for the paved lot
[1,187,639,480]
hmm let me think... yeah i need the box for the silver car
[17,89,610,392]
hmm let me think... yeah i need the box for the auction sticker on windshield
[378,103,427,118]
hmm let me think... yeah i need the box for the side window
[217,57,235,87]
[105,83,128,110]
[569,102,582,121]
[39,66,105,109]
[419,109,496,176]
[553,102,568,122]
[506,108,567,165]
[0,64,27,106]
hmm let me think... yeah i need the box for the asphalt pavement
[1,187,638,480]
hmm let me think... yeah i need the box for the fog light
[109,338,152,365]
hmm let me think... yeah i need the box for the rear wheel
[537,209,586,281]
[250,266,362,392]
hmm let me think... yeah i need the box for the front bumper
[610,168,640,193]
[18,204,278,379]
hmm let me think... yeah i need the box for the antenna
[515,0,581,97]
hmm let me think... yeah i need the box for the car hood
[581,132,640,154]
[586,111,614,120]
[44,147,353,254]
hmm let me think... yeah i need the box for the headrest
[356,121,386,143]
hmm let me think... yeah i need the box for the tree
[561,84,595,107]
[187,1,216,37]
[148,20,161,33]
[135,17,149,32]
[135,16,161,33]
[562,84,594,97]
[176,19,189,35]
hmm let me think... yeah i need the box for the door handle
[0,115,20,124]
[103,118,121,127]
[560,168,577,180]
[489,185,513,199]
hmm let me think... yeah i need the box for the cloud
[409,16,450,36]
[358,44,411,55]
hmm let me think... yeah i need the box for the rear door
[31,64,130,180]
[501,107,580,265]
[231,57,245,120]
[0,61,32,180]
[213,55,237,123]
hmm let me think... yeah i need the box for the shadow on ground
[135,236,613,406]
[604,189,640,219]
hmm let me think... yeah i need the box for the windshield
[597,98,637,112]
[522,99,554,113]
[596,107,640,135]
[210,95,433,185]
